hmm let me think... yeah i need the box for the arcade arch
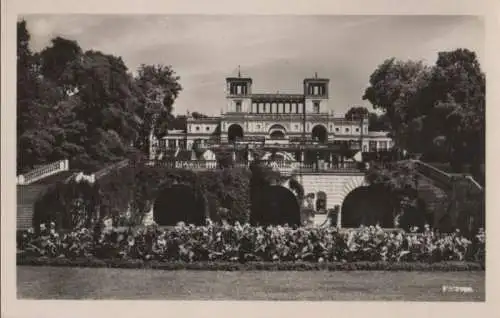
[268,124,287,139]
[250,185,301,226]
[340,186,395,228]
[311,125,328,143]
[153,183,206,226]
[227,124,244,143]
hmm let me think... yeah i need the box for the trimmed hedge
[17,255,484,272]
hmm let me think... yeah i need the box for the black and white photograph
[3,1,493,313]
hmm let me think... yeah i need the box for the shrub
[17,222,485,265]
[33,179,99,231]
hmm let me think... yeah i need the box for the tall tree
[134,64,182,153]
[17,20,39,137]
[38,37,83,88]
[344,106,369,120]
[428,49,485,170]
[17,20,57,171]
[368,112,391,131]
[363,58,432,152]
[344,106,391,132]
[363,49,485,176]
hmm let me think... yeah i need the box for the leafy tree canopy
[17,20,183,173]
[363,49,485,170]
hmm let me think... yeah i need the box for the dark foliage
[33,165,251,228]
[17,21,183,173]
[363,49,485,173]
[33,179,99,231]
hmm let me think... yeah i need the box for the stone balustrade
[146,159,361,174]
[17,159,69,185]
[93,159,130,180]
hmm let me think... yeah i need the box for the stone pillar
[336,205,342,228]
[301,151,305,163]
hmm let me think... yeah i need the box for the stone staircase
[413,173,449,228]
[16,159,130,230]
[17,170,76,230]
[410,160,484,231]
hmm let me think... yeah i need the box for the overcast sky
[21,15,484,116]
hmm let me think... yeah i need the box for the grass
[17,266,485,301]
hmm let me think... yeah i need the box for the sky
[21,15,484,116]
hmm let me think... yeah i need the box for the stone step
[16,170,75,230]
[17,204,34,229]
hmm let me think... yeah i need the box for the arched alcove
[270,130,286,139]
[341,186,395,228]
[153,184,206,226]
[250,185,301,226]
[311,125,328,143]
[228,124,244,143]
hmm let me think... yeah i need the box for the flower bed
[17,221,485,270]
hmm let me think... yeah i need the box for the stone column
[336,205,342,228]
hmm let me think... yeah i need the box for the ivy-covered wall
[32,163,269,229]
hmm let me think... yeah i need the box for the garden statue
[300,193,316,227]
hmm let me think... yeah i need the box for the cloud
[21,14,484,116]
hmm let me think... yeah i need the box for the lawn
[17,266,485,301]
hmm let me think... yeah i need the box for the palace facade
[150,73,393,160]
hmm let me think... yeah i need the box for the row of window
[189,124,365,133]
[369,141,389,151]
[306,84,327,96]
[235,101,322,114]
[229,84,249,95]
[191,126,212,132]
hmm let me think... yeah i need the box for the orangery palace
[149,72,393,163]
